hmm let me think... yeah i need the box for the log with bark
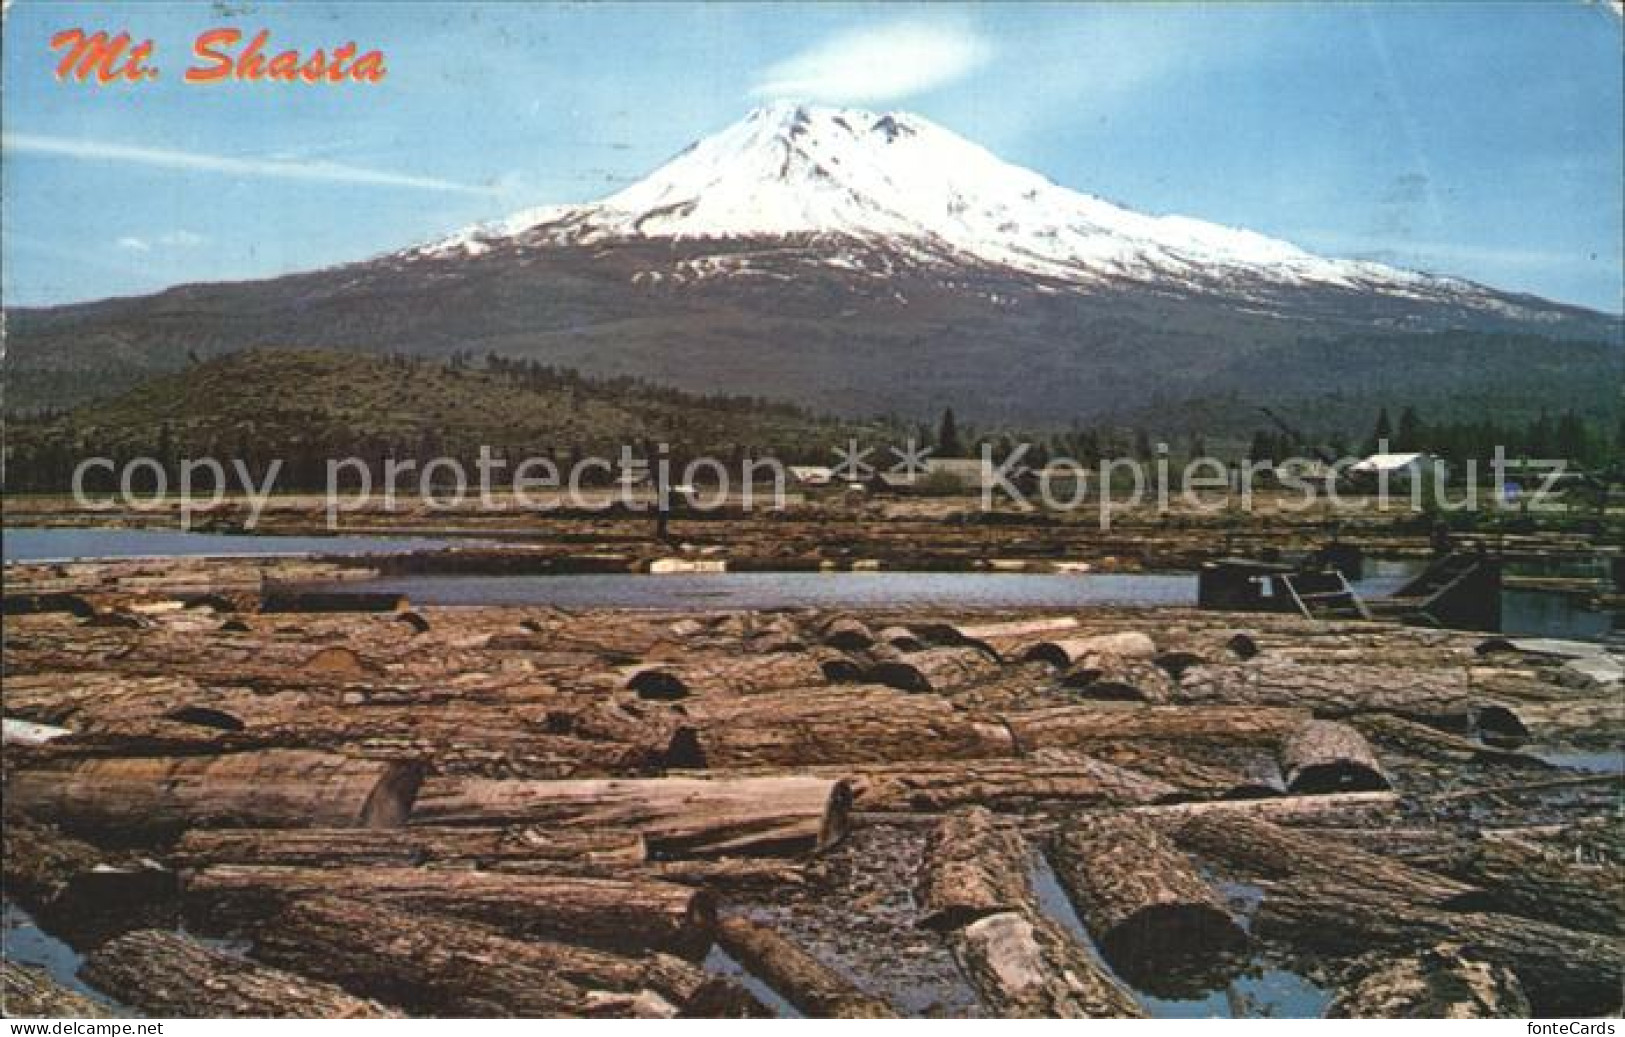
[1001,705,1308,753]
[6,750,424,840]
[823,749,1179,812]
[716,914,895,1018]
[1176,660,1525,734]
[172,825,648,870]
[1021,631,1157,669]
[2,814,178,943]
[1278,720,1390,794]
[914,806,1033,930]
[1125,790,1400,826]
[1047,813,1246,986]
[819,617,877,652]
[625,652,849,700]
[1325,945,1532,1018]
[867,647,1002,694]
[186,865,717,958]
[1167,813,1482,907]
[253,896,762,1018]
[676,686,1015,768]
[1254,878,1622,1017]
[408,775,852,857]
[1451,834,1622,935]
[875,625,925,651]
[1058,659,1175,703]
[40,705,670,780]
[79,928,400,1018]
[1080,743,1281,800]
[951,911,1145,1018]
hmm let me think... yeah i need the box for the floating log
[255,896,759,1018]
[1278,720,1390,794]
[1022,631,1157,668]
[868,647,1001,694]
[1002,705,1308,753]
[7,750,424,840]
[80,929,399,1018]
[2,814,177,942]
[1126,790,1400,825]
[716,915,895,1018]
[1452,834,1622,935]
[1047,813,1246,984]
[1168,813,1481,907]
[952,616,1079,650]
[261,589,407,613]
[173,825,648,870]
[827,749,1178,812]
[1349,713,1548,769]
[1081,743,1279,800]
[1326,945,1532,1018]
[626,653,843,700]
[187,865,717,958]
[1058,659,1174,703]
[875,625,924,651]
[951,911,1144,1018]
[1255,878,1620,1017]
[1177,660,1510,730]
[0,962,112,1018]
[409,775,852,857]
[915,806,1033,930]
[677,686,1015,768]
[820,617,877,652]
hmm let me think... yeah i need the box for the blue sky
[3,1,1621,311]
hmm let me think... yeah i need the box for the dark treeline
[1245,405,1622,468]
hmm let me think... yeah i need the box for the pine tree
[1366,408,1393,455]
[1395,407,1424,452]
[1248,429,1275,462]
[937,407,964,456]
[1553,411,1588,462]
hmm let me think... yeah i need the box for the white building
[1349,452,1438,482]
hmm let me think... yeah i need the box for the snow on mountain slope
[414,103,1525,311]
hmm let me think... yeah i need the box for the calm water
[3,528,1612,640]
[334,571,1202,610]
[1,901,126,1015]
[2,527,458,563]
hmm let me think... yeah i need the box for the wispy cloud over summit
[751,21,992,105]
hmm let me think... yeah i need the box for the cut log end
[1096,902,1249,974]
[1280,721,1391,795]
[630,669,689,701]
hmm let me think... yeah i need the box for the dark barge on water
[1199,550,1503,632]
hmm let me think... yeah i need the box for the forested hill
[5,348,863,491]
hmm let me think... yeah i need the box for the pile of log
[4,578,1620,1019]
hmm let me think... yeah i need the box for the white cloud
[115,237,150,252]
[5,133,491,193]
[751,21,992,104]
[159,230,208,248]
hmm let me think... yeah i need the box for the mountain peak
[418,105,1539,314]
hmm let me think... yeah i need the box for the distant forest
[5,344,1620,494]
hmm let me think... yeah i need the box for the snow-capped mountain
[416,102,1535,318]
[9,104,1618,421]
